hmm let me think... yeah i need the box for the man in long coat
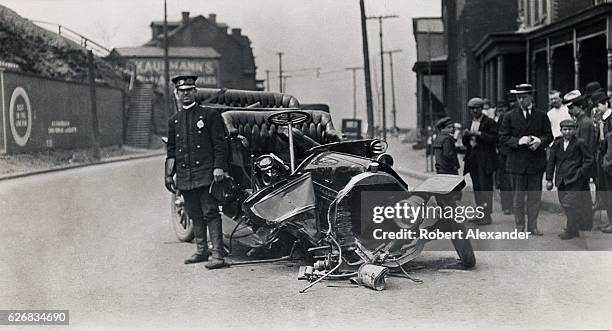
[462,97,498,224]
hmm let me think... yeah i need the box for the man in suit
[495,100,513,214]
[462,97,498,224]
[499,84,553,235]
[546,119,593,239]
[164,75,229,269]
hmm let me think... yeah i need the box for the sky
[0,0,441,129]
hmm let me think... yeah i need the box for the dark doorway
[579,34,607,92]
[551,45,575,97]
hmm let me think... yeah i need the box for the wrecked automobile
[166,89,475,288]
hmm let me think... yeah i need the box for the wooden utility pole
[265,70,270,91]
[163,0,171,116]
[359,0,375,138]
[277,52,284,93]
[345,66,362,119]
[384,49,402,131]
[367,14,399,140]
[87,50,100,160]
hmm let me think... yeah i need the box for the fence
[0,69,125,154]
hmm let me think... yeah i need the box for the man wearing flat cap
[499,84,553,235]
[164,75,229,269]
[462,97,498,225]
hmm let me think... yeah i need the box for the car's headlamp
[370,139,388,154]
[256,155,274,171]
[375,153,394,167]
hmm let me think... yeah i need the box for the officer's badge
[196,120,204,129]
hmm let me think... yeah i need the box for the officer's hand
[213,168,225,182]
[546,181,553,191]
[165,176,176,194]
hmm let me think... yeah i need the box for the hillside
[0,4,130,89]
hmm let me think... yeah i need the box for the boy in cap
[433,116,460,175]
[433,116,462,207]
[546,119,594,239]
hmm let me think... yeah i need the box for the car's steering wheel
[267,110,311,126]
[268,110,312,173]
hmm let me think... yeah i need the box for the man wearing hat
[499,84,553,235]
[462,97,498,225]
[591,90,612,233]
[546,119,593,239]
[495,100,514,214]
[547,90,572,139]
[564,90,597,231]
[164,75,229,269]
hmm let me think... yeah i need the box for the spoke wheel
[171,192,194,242]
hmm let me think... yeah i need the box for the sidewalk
[387,137,563,213]
[0,146,165,181]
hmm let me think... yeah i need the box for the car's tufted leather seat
[196,88,300,108]
[222,110,341,156]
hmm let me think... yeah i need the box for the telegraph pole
[277,52,284,93]
[163,0,171,116]
[265,70,270,91]
[384,49,402,132]
[345,66,362,120]
[367,14,398,140]
[359,0,375,139]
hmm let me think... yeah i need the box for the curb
[396,167,563,213]
[0,150,165,182]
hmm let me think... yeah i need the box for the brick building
[113,12,262,90]
[412,0,519,130]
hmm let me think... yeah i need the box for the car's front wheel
[171,192,194,242]
[449,221,476,268]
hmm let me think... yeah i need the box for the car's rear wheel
[171,192,194,242]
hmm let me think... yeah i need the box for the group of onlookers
[433,81,612,239]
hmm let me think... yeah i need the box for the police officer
[164,75,229,269]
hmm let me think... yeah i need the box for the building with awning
[412,17,447,132]
[475,0,612,109]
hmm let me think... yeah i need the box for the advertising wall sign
[8,86,31,147]
[133,58,219,87]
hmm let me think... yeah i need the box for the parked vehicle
[341,118,363,140]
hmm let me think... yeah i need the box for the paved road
[1,157,611,330]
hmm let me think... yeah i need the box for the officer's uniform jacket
[166,104,228,191]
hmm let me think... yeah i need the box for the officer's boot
[205,219,228,269]
[184,220,211,264]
